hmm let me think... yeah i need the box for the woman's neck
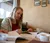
[12,19,19,25]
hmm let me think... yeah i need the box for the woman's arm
[0,29,8,33]
[1,18,11,33]
[27,25,34,32]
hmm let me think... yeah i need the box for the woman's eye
[17,13,20,14]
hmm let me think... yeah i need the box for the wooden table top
[15,40,29,43]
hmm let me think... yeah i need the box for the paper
[29,32,37,38]
[0,33,8,41]
[20,34,35,41]
[8,31,21,36]
[7,31,21,41]
[39,32,50,36]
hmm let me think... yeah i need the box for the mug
[40,34,49,42]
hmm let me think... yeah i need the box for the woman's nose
[18,14,21,17]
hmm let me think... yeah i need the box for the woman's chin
[16,18,20,20]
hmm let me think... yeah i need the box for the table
[15,39,29,43]
[0,32,39,43]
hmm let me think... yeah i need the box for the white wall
[20,0,50,32]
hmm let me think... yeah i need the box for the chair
[0,18,3,29]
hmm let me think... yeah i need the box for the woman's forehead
[16,9,23,13]
[17,9,23,12]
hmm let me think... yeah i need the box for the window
[0,0,17,18]
[0,8,4,18]
[0,1,13,18]
[0,0,13,18]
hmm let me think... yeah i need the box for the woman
[0,7,33,34]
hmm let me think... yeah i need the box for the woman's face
[15,9,23,20]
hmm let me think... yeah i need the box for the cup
[40,34,49,42]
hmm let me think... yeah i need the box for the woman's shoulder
[2,17,11,23]
[5,17,11,19]
[4,17,11,20]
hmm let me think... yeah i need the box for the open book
[7,31,26,41]
[0,31,33,41]
[7,31,21,41]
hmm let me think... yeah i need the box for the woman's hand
[0,29,8,34]
[27,28,33,32]
[16,29,22,34]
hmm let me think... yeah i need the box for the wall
[20,0,50,32]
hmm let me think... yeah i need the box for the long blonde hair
[10,7,23,24]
